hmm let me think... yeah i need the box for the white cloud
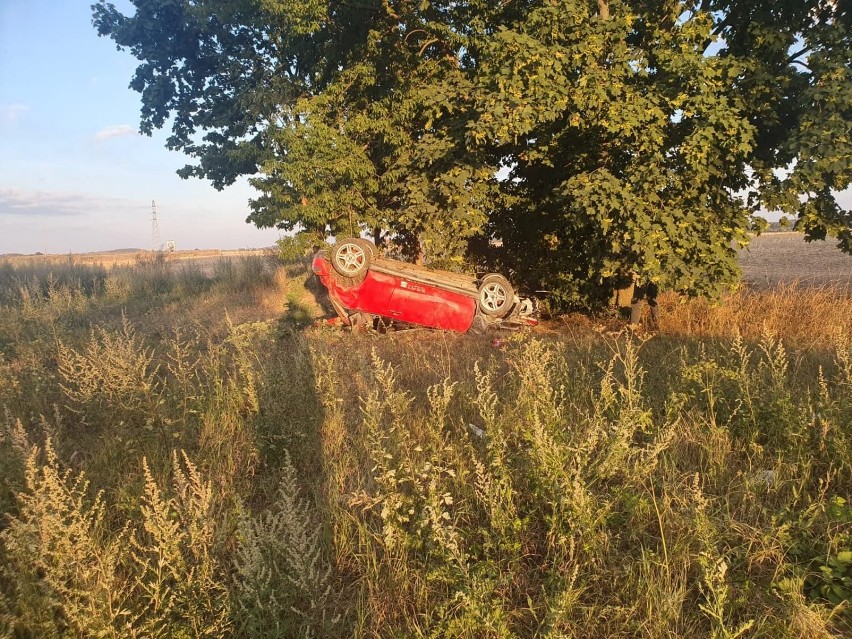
[0,104,29,124]
[0,188,142,218]
[94,124,138,141]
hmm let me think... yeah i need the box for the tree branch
[786,46,813,65]
[711,11,736,38]
[404,29,429,44]
[419,37,440,56]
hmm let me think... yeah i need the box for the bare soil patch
[739,232,852,289]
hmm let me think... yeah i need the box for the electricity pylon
[151,200,162,251]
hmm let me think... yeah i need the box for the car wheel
[517,297,537,317]
[477,273,514,318]
[350,312,374,330]
[355,238,378,258]
[332,239,371,277]
[468,314,489,335]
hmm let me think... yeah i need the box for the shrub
[56,314,162,427]
[233,451,338,638]
[0,438,132,638]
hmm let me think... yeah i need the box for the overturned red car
[312,238,537,333]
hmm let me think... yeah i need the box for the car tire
[332,239,371,277]
[349,312,374,331]
[477,273,514,318]
[355,238,378,258]
[517,297,537,317]
[468,314,489,335]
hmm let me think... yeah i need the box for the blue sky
[0,0,281,255]
[2,2,847,256]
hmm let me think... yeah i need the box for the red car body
[312,251,480,332]
[312,238,538,333]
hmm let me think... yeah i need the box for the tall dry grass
[659,283,852,348]
[0,256,850,637]
[292,331,851,638]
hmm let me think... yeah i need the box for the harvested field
[739,232,852,289]
[1,247,269,267]
[0,247,274,279]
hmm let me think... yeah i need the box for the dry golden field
[1,247,270,272]
[659,232,852,347]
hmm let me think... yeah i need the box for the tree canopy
[93,0,852,307]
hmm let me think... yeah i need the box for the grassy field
[0,242,850,638]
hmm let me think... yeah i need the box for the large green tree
[462,0,851,304]
[93,0,851,306]
[93,0,497,260]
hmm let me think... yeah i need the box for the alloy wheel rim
[481,283,507,311]
[335,243,366,274]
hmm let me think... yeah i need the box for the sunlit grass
[0,256,850,637]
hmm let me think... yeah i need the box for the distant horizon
[0,244,276,258]
[2,225,843,259]
[0,0,282,255]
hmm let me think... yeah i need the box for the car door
[386,279,438,327]
[386,278,477,331]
